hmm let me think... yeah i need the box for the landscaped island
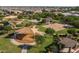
[0,6,79,53]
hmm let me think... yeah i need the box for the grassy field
[37,24,47,32]
[0,38,21,53]
[28,35,54,53]
[56,29,68,35]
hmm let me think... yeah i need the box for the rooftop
[59,37,77,48]
[44,23,65,31]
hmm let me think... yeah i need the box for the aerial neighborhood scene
[0,6,79,53]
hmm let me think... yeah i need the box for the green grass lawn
[37,24,47,32]
[0,38,21,53]
[56,29,68,35]
[28,35,54,53]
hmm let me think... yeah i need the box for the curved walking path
[10,39,36,46]
[0,30,14,38]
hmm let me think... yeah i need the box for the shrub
[4,25,12,31]
[45,28,55,35]
[35,35,45,44]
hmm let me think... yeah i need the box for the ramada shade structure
[58,37,78,48]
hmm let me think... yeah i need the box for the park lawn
[28,35,54,53]
[37,24,47,32]
[56,28,79,36]
[56,29,68,35]
[0,38,21,53]
[75,28,79,31]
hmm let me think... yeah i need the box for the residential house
[44,17,52,25]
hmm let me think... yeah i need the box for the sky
[0,0,79,6]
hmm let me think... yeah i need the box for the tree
[67,28,76,34]
[46,44,59,53]
[35,35,45,44]
[0,12,4,19]
[32,13,41,20]
[4,25,12,31]
[17,14,25,19]
[45,28,55,35]
[63,16,79,28]
[71,20,79,28]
